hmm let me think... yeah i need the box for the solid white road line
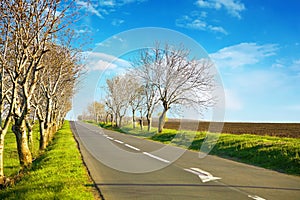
[248,195,266,200]
[114,139,124,144]
[124,144,140,151]
[142,152,170,163]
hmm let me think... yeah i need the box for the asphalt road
[70,121,300,200]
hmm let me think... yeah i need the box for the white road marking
[142,152,170,163]
[184,168,221,183]
[106,136,114,140]
[248,195,266,200]
[114,139,124,144]
[124,144,140,151]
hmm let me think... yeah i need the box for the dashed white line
[114,139,124,144]
[142,152,170,163]
[248,195,266,200]
[124,144,140,151]
[106,136,114,140]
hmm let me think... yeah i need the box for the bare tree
[0,0,78,170]
[34,43,81,150]
[0,1,14,183]
[87,101,106,123]
[134,44,215,133]
[131,49,161,132]
[126,75,145,129]
[105,75,132,128]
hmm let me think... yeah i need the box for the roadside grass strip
[95,122,300,176]
[0,122,95,200]
[3,125,41,178]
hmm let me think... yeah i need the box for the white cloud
[100,0,116,6]
[210,43,279,68]
[83,52,131,71]
[207,25,227,34]
[80,0,147,18]
[99,0,147,8]
[95,35,125,47]
[195,0,245,19]
[111,19,125,26]
[75,29,92,34]
[76,0,103,18]
[176,14,227,34]
[112,35,125,42]
[271,59,285,69]
[290,59,300,71]
[271,58,300,77]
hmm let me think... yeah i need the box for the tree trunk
[110,114,113,124]
[0,132,5,184]
[147,117,152,132]
[39,120,47,150]
[139,118,143,130]
[158,109,168,133]
[0,123,10,184]
[132,109,136,129]
[114,113,118,127]
[95,114,99,124]
[12,120,32,169]
[25,119,34,152]
[118,116,123,128]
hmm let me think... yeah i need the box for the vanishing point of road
[70,121,300,200]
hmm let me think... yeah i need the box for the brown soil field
[148,119,300,138]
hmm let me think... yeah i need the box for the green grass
[0,122,95,200]
[4,124,41,178]
[96,122,300,175]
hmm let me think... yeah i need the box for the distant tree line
[82,43,215,134]
[0,0,82,185]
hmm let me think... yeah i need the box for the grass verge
[4,124,41,178]
[0,121,95,200]
[95,121,300,176]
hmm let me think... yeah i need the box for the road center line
[143,152,170,163]
[114,139,124,144]
[124,144,140,151]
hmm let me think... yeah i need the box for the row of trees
[102,44,215,133]
[0,0,81,184]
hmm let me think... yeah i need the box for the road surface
[70,121,300,200]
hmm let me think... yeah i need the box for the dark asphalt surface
[70,121,300,200]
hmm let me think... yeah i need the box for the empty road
[70,121,300,200]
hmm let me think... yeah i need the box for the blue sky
[68,0,300,122]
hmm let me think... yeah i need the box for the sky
[67,0,300,122]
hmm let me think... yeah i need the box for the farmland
[96,121,300,175]
[149,119,300,138]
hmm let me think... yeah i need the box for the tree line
[0,0,82,185]
[82,43,215,134]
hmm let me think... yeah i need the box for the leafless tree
[126,75,145,129]
[0,1,14,182]
[34,42,81,150]
[87,101,106,123]
[133,44,215,133]
[105,75,132,128]
[0,0,78,173]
